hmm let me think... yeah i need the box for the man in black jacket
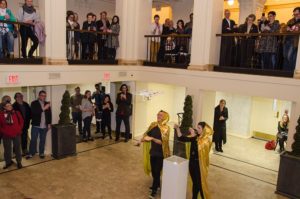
[27,90,52,159]
[81,13,97,60]
[96,11,110,60]
[115,84,132,142]
[219,9,237,67]
[12,92,31,156]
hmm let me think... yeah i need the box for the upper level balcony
[0,0,299,80]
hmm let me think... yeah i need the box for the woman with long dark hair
[106,15,120,60]
[175,122,213,199]
[101,94,114,139]
[213,99,228,152]
[80,90,94,142]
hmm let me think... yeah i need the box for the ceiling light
[227,0,234,6]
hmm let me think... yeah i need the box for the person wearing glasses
[27,90,52,159]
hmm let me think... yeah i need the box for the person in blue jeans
[70,87,83,135]
[283,7,300,71]
[0,0,16,59]
[27,90,52,159]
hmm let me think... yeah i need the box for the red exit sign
[103,72,110,81]
[6,74,20,84]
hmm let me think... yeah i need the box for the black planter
[276,152,300,199]
[52,124,77,159]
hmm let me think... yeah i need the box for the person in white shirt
[150,15,162,62]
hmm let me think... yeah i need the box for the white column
[161,156,189,199]
[286,101,300,151]
[189,0,223,70]
[238,0,266,25]
[116,0,152,64]
[39,0,67,65]
[294,38,300,79]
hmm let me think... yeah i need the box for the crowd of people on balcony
[0,83,133,170]
[66,10,120,61]
[0,0,43,59]
[149,13,193,64]
[220,7,300,71]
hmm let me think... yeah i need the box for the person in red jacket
[0,102,24,169]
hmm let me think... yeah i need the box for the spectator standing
[219,9,237,67]
[27,90,52,159]
[106,15,120,60]
[239,14,259,68]
[80,90,94,142]
[17,0,40,58]
[185,13,193,34]
[213,99,228,152]
[12,92,31,156]
[283,7,300,71]
[0,0,17,59]
[0,102,24,169]
[92,83,105,134]
[70,87,84,135]
[257,11,280,70]
[81,13,97,60]
[150,15,162,62]
[101,95,113,139]
[96,11,110,60]
[115,84,132,142]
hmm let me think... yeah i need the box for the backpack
[34,21,46,44]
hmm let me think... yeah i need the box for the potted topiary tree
[52,90,77,159]
[173,95,193,158]
[276,116,300,198]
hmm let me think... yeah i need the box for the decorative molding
[45,58,68,65]
[118,59,144,66]
[188,64,215,71]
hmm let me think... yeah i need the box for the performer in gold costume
[174,122,213,199]
[137,110,170,199]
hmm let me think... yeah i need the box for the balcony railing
[0,20,42,65]
[67,29,119,65]
[216,32,300,77]
[144,34,191,69]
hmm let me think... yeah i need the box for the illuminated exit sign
[6,73,20,84]
[103,72,110,81]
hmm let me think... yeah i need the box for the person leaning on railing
[0,0,16,59]
[238,14,259,68]
[257,11,280,70]
[17,0,40,59]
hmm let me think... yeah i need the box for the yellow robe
[186,125,214,199]
[143,112,171,176]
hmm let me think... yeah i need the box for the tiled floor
[0,135,287,199]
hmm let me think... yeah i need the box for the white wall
[215,92,252,138]
[250,97,292,136]
[134,82,186,139]
[66,0,116,25]
[170,0,194,24]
